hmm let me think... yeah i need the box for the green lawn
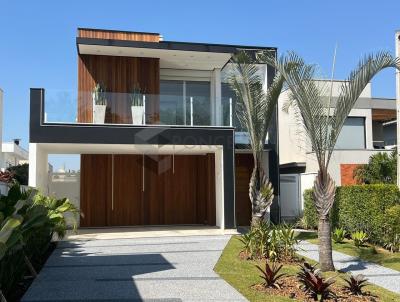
[296,231,400,272]
[214,236,400,302]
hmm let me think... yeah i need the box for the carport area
[22,233,246,301]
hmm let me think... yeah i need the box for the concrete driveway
[22,234,247,301]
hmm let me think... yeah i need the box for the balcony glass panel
[43,89,232,128]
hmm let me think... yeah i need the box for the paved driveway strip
[22,235,247,302]
[296,241,400,294]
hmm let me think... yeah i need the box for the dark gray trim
[77,37,277,55]
[280,162,306,174]
[266,57,281,224]
[30,89,236,229]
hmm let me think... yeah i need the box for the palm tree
[268,51,400,271]
[229,51,286,226]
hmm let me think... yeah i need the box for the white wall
[0,90,3,155]
[28,143,49,194]
[305,149,392,185]
[48,172,80,226]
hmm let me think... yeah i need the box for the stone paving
[22,235,247,302]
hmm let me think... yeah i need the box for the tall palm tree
[229,51,286,226]
[268,51,400,271]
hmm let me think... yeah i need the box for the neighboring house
[0,89,29,170]
[278,80,396,220]
[29,28,279,229]
[0,140,29,169]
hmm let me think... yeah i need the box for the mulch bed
[6,242,57,302]
[252,275,379,302]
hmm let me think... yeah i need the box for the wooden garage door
[80,154,215,227]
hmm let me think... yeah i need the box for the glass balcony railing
[43,90,235,127]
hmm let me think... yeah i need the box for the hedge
[303,184,400,244]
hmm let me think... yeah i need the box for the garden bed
[214,236,400,302]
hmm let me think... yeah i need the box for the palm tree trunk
[251,215,261,227]
[313,170,336,271]
[318,218,335,271]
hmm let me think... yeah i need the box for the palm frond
[327,51,400,163]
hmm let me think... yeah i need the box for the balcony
[43,90,234,128]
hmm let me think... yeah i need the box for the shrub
[7,163,29,186]
[303,184,400,244]
[342,274,368,296]
[297,262,336,301]
[351,231,368,248]
[383,204,400,252]
[303,189,339,230]
[332,228,346,244]
[256,261,285,289]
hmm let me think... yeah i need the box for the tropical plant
[238,232,256,258]
[332,228,346,244]
[266,50,400,271]
[228,50,287,226]
[351,231,368,248]
[33,195,79,238]
[297,262,336,301]
[277,223,299,258]
[255,261,285,289]
[92,83,107,106]
[342,273,368,296]
[130,83,143,107]
[0,184,78,300]
[354,150,397,184]
[239,223,299,261]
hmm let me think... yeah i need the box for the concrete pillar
[29,143,49,194]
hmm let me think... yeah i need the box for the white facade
[0,142,29,169]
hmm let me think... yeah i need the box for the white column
[29,143,49,194]
[212,68,222,126]
[396,31,400,188]
[215,147,224,229]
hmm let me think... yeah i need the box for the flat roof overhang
[77,37,276,71]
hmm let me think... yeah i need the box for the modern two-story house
[29,28,279,229]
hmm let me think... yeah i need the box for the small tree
[229,51,287,226]
[268,51,400,271]
[354,150,396,184]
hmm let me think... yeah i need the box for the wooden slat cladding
[80,154,112,227]
[78,28,160,42]
[235,153,253,226]
[80,154,216,227]
[77,55,160,124]
[110,155,143,226]
[372,108,396,122]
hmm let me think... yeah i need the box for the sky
[0,0,399,170]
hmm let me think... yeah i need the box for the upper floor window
[160,80,211,126]
[335,117,366,149]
